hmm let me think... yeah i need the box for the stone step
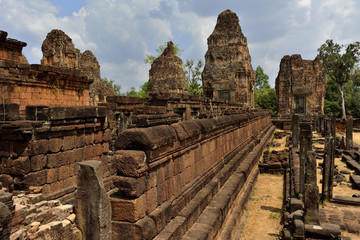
[350,175,360,189]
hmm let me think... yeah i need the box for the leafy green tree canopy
[255,65,270,90]
[101,77,121,95]
[144,42,183,65]
[318,39,360,119]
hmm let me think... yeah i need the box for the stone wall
[110,111,272,239]
[202,10,255,107]
[0,30,94,112]
[0,104,114,204]
[275,54,327,116]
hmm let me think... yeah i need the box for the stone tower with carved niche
[275,54,327,115]
[202,9,255,107]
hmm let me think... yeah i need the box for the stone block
[115,150,147,177]
[30,154,47,171]
[146,187,158,214]
[11,156,30,175]
[84,145,94,160]
[76,160,111,240]
[11,140,30,157]
[305,223,341,239]
[47,152,62,168]
[112,216,156,240]
[113,176,146,198]
[290,198,304,213]
[110,193,147,222]
[293,219,305,240]
[46,168,59,183]
[58,165,72,180]
[30,139,48,155]
[24,170,47,186]
[350,174,360,189]
[62,135,75,151]
[48,137,63,153]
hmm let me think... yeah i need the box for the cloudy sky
[1,0,359,91]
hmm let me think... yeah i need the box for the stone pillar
[331,114,336,138]
[346,116,353,150]
[299,123,312,195]
[292,114,299,147]
[76,160,111,240]
[304,151,320,225]
[319,115,324,135]
[322,137,335,201]
[324,117,331,137]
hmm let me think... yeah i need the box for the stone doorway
[294,95,307,114]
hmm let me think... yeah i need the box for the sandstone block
[46,168,59,183]
[76,160,111,240]
[31,139,48,155]
[11,156,30,176]
[113,176,146,198]
[111,193,147,222]
[24,170,47,186]
[48,138,63,153]
[115,150,147,177]
[30,154,47,171]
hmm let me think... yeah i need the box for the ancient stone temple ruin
[148,41,188,95]
[202,9,255,107]
[275,54,327,116]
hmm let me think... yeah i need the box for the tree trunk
[338,83,346,120]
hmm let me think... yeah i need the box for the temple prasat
[1,9,360,240]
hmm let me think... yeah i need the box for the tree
[144,42,183,65]
[101,77,121,95]
[255,65,270,90]
[254,65,277,113]
[254,88,277,114]
[125,87,138,97]
[318,39,360,119]
[184,59,204,96]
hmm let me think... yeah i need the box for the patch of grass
[269,213,280,220]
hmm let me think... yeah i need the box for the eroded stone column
[299,123,312,194]
[304,151,320,225]
[331,114,336,138]
[76,160,111,240]
[322,137,335,201]
[346,116,353,150]
[292,114,299,147]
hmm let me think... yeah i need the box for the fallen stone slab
[305,223,341,239]
[331,195,360,206]
[350,175,360,189]
[345,160,360,174]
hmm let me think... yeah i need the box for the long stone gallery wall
[111,111,273,239]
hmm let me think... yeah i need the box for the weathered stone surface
[114,150,147,177]
[0,202,11,240]
[202,9,255,106]
[304,151,320,225]
[41,29,80,68]
[0,30,28,64]
[346,116,353,150]
[76,160,111,240]
[304,223,341,239]
[148,41,188,95]
[275,54,326,115]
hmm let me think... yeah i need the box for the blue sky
[1,0,360,92]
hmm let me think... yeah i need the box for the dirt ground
[241,174,284,240]
[241,130,287,240]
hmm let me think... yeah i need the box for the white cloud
[1,0,360,91]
